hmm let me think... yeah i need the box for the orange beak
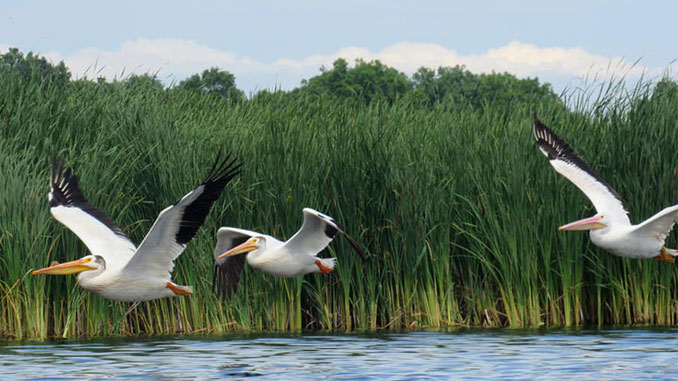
[558,215,607,231]
[32,257,96,275]
[217,239,258,259]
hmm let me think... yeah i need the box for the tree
[121,74,165,92]
[299,58,412,104]
[652,77,678,101]
[411,65,559,110]
[178,67,245,104]
[411,66,478,106]
[0,47,70,88]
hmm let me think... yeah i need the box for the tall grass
[2,68,678,339]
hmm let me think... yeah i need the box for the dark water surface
[2,329,677,379]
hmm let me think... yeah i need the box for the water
[2,329,677,379]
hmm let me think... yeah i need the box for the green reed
[2,67,678,339]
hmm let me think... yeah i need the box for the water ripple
[2,329,678,379]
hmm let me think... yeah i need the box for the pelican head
[558,214,608,231]
[217,237,265,259]
[32,254,105,276]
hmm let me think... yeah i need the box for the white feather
[550,160,630,225]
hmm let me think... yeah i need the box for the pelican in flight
[212,208,366,299]
[32,154,240,301]
[533,117,678,262]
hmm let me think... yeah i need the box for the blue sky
[2,1,676,94]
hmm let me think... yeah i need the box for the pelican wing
[50,157,136,261]
[213,227,260,299]
[123,153,240,277]
[533,118,630,224]
[630,205,678,241]
[284,208,366,259]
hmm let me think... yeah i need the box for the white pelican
[212,208,366,299]
[32,154,240,301]
[533,117,678,262]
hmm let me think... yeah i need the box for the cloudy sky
[1,1,676,95]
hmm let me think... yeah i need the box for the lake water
[2,329,677,379]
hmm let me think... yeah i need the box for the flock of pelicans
[31,117,678,307]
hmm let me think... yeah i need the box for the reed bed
[2,67,678,339]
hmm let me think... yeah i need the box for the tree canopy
[0,47,70,88]
[411,65,560,109]
[177,67,246,104]
[0,47,568,111]
[298,58,412,105]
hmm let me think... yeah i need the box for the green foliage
[0,47,70,89]
[298,58,412,104]
[411,65,561,110]
[122,74,165,92]
[177,67,246,104]
[294,60,560,110]
[2,49,678,339]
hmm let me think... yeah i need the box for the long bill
[217,240,257,259]
[32,258,95,275]
[558,215,607,231]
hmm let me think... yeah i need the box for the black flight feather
[213,235,249,300]
[532,116,626,207]
[50,156,129,239]
[327,216,366,260]
[175,152,241,245]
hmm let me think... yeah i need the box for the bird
[212,208,366,299]
[32,153,241,301]
[533,116,678,262]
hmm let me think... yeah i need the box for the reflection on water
[2,329,678,379]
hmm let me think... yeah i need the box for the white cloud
[0,39,662,93]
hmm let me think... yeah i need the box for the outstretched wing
[284,208,366,259]
[123,153,241,278]
[630,205,678,242]
[213,227,260,300]
[533,117,630,225]
[49,156,136,263]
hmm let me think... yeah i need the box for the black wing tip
[204,151,242,186]
[326,213,367,260]
[312,210,367,259]
[50,155,66,187]
[532,115,546,135]
[324,223,339,239]
[531,117,573,161]
[329,217,346,233]
[532,117,629,210]
[342,233,367,260]
[49,155,84,208]
[174,153,242,246]
[48,154,130,239]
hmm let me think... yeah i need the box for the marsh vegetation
[1,49,678,338]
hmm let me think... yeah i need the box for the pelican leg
[654,246,675,263]
[166,282,193,296]
[315,259,334,274]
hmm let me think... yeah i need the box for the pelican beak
[558,215,606,231]
[217,239,258,259]
[32,257,96,275]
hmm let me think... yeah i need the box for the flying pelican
[533,116,678,262]
[32,154,240,301]
[212,208,366,299]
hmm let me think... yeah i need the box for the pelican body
[32,154,240,302]
[212,208,366,299]
[533,117,678,261]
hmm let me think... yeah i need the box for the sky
[1,1,676,95]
